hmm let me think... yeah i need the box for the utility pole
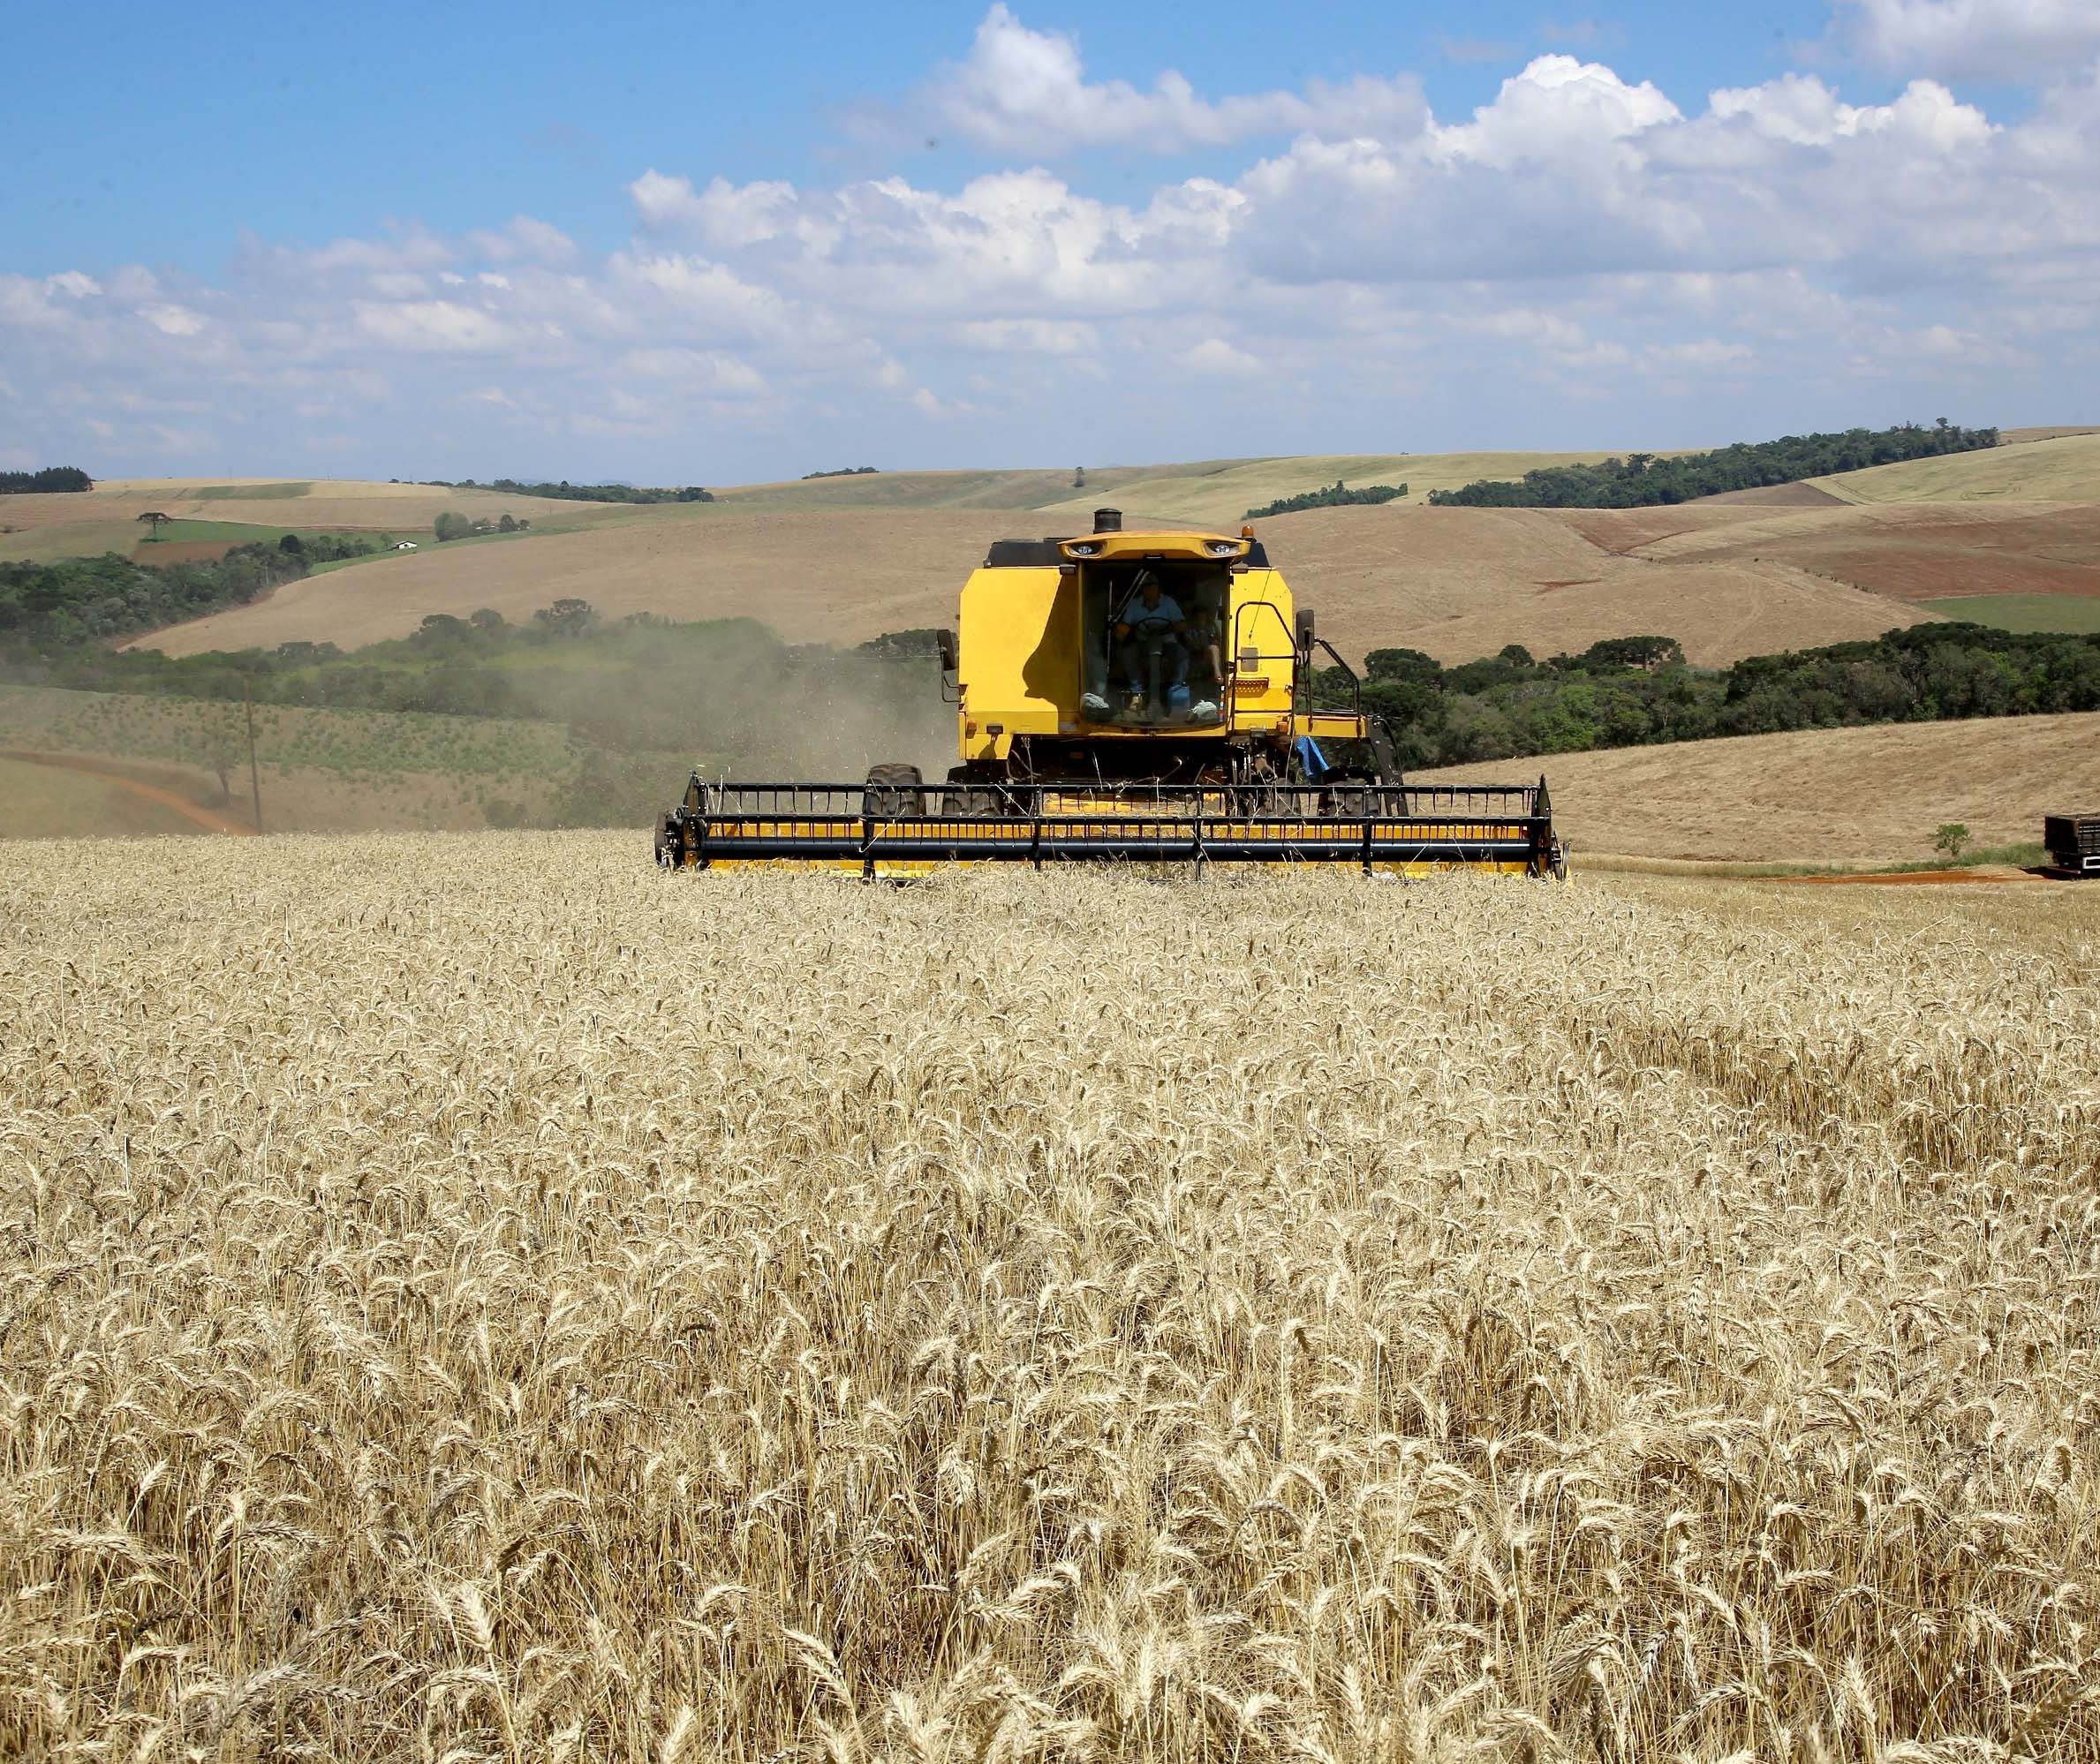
[243,675,263,833]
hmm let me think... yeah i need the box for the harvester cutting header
[656,509,1562,878]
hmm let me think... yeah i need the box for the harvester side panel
[956,564,1074,762]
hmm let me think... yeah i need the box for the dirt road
[0,751,258,836]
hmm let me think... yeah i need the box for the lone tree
[194,705,239,800]
[1934,822,1973,863]
[137,511,171,540]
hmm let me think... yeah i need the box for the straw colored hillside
[139,508,1022,655]
[1419,711,2100,861]
[4,454,1646,568]
[713,450,1643,522]
[1814,430,2100,502]
[1269,505,1929,663]
[140,501,1931,667]
[1025,450,1637,525]
[0,478,626,563]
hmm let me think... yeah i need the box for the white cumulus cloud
[1836,0,2100,86]
[4,16,2099,481]
[920,4,1426,155]
[353,299,523,352]
[139,305,208,336]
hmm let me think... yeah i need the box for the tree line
[1316,623,2100,769]
[1,467,94,494]
[1,547,312,651]
[1247,481,1407,518]
[412,478,713,504]
[434,511,531,541]
[1426,421,1998,508]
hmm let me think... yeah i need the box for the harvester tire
[864,763,925,819]
[946,765,1002,818]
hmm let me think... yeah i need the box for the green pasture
[137,519,395,547]
[0,522,143,564]
[185,482,312,501]
[1927,594,2100,635]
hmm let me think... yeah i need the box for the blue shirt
[1122,593,1182,630]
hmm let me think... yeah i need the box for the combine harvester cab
[657,509,1564,879]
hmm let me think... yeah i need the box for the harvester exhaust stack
[656,518,1563,878]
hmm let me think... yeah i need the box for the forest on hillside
[1427,421,1998,508]
[416,477,713,504]
[1246,481,1408,517]
[1315,625,2100,767]
[0,467,93,494]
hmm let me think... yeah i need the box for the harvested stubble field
[4,837,2098,1760]
[1560,502,2100,608]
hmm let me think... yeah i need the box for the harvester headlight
[1066,541,1099,556]
[1206,540,1239,555]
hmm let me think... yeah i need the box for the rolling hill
[712,450,1647,521]
[28,435,2100,671]
[1555,501,2100,606]
[1417,712,2100,862]
[0,476,628,556]
[2,451,1648,568]
[1813,430,2100,503]
[135,501,1935,667]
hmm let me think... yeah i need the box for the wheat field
[3,835,2097,1760]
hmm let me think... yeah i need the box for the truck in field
[2044,811,2100,876]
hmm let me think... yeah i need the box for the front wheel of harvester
[1321,780,1374,820]
[864,763,925,818]
[946,764,1002,818]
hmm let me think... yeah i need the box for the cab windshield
[1080,560,1229,727]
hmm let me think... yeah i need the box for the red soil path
[1779,868,2046,886]
[0,750,258,836]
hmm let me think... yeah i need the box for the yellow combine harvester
[656,509,1562,878]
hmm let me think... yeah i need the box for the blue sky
[10,3,1853,268]
[4,0,2097,481]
